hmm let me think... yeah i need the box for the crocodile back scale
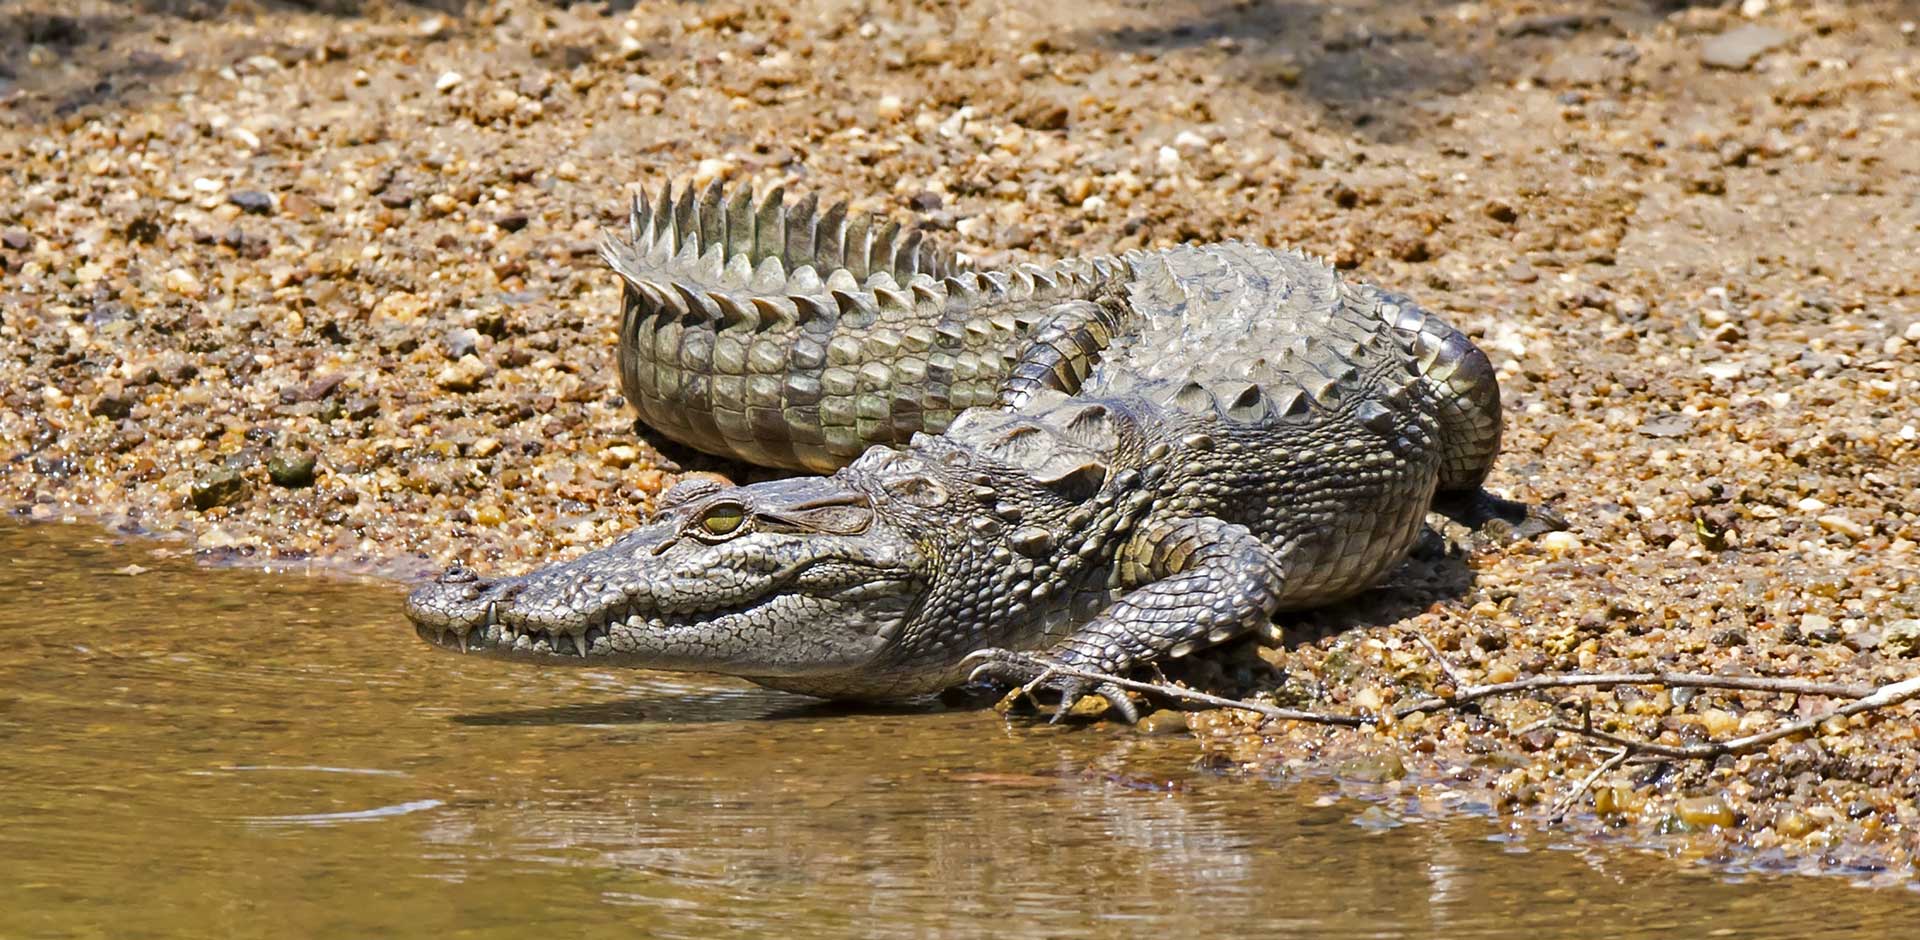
[408,179,1508,707]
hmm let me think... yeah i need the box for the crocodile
[407,180,1531,719]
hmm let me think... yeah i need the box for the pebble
[1816,514,1866,541]
[1700,25,1790,71]
[434,355,489,392]
[1539,530,1581,556]
[266,453,317,488]
[90,387,135,419]
[435,70,464,92]
[1155,146,1182,173]
[1672,795,1737,830]
[228,190,274,215]
[1134,709,1190,735]
[1879,620,1920,658]
[1699,708,1739,737]
[1335,751,1407,783]
[1776,812,1819,838]
[443,328,481,360]
[190,467,249,511]
[164,268,203,298]
[693,158,733,187]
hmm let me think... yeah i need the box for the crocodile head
[406,471,934,687]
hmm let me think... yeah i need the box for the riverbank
[3,0,1916,877]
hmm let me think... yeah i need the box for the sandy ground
[3,0,1918,878]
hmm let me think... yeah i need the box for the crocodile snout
[405,565,522,633]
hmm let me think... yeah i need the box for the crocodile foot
[1430,489,1569,546]
[962,649,1141,724]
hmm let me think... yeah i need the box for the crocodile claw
[962,649,1140,724]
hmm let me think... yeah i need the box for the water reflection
[0,521,1911,940]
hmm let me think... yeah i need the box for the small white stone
[1156,145,1182,172]
[164,267,203,297]
[1701,360,1744,380]
[1817,515,1867,540]
[1904,321,1920,342]
[192,176,223,193]
[1796,496,1827,513]
[435,70,464,92]
[876,94,904,120]
[1539,531,1582,556]
[1173,129,1208,151]
[693,158,733,187]
[937,106,974,139]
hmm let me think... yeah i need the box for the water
[0,521,1912,939]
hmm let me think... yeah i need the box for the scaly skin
[407,180,1514,716]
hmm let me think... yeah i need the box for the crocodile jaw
[406,520,925,678]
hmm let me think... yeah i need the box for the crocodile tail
[600,179,965,298]
[1367,289,1502,491]
[600,179,1131,473]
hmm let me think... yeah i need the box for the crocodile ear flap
[1032,456,1108,504]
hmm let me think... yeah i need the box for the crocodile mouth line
[417,589,809,662]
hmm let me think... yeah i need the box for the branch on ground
[1000,640,1920,805]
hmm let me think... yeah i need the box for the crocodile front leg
[968,516,1290,722]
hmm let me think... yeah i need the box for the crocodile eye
[697,504,747,537]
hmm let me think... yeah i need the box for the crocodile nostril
[440,563,479,584]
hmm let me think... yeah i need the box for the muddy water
[0,521,1911,939]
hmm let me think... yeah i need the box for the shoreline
[3,0,1916,879]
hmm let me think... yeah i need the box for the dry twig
[993,641,1918,774]
[991,660,1370,727]
[1393,671,1872,718]
[1550,747,1629,823]
[1550,675,1920,763]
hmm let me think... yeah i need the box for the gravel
[1,0,1915,880]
